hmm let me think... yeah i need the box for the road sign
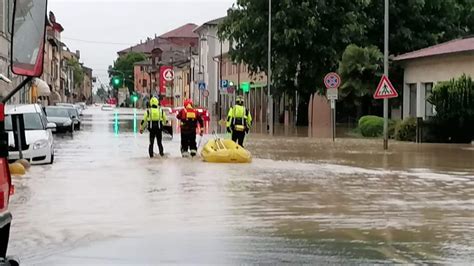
[163,69,174,81]
[324,72,341,90]
[202,90,209,97]
[198,81,206,90]
[327,88,338,100]
[221,80,229,88]
[227,86,235,94]
[374,75,398,99]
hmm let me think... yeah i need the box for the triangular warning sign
[374,75,398,99]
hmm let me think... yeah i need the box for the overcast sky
[48,0,235,90]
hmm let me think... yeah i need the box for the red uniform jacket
[177,108,204,134]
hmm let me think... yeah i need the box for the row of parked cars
[5,102,85,165]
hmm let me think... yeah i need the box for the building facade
[394,37,474,120]
[194,17,230,115]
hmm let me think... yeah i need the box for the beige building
[394,36,474,120]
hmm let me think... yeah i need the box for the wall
[196,24,230,114]
[401,52,474,119]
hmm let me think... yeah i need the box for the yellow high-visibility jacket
[226,105,252,132]
[140,107,168,131]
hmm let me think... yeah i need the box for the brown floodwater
[7,107,473,264]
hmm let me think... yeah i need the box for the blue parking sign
[221,80,229,89]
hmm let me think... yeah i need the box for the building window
[424,82,434,118]
[409,83,417,117]
[142,79,147,87]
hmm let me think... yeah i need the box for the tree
[428,74,474,143]
[338,44,383,117]
[219,0,370,97]
[68,58,84,88]
[219,0,474,98]
[109,52,146,94]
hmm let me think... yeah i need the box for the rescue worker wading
[227,95,252,147]
[177,99,204,157]
[140,97,168,158]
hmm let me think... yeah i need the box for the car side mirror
[11,0,48,77]
[46,122,56,129]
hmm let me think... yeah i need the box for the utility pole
[267,0,273,135]
[383,0,389,150]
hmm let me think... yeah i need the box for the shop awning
[33,78,51,96]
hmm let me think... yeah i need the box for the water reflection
[8,107,474,264]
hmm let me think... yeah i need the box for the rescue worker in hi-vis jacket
[227,95,252,147]
[140,97,168,157]
[177,99,204,157]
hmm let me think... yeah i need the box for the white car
[5,104,55,165]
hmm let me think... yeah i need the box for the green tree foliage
[109,52,146,93]
[338,44,383,116]
[67,58,84,88]
[428,74,474,143]
[219,0,473,97]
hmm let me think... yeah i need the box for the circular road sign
[202,89,210,97]
[163,69,174,81]
[324,72,341,90]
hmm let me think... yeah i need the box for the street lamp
[267,0,273,135]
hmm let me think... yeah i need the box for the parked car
[56,103,83,116]
[76,102,87,110]
[196,108,210,122]
[60,106,81,130]
[45,106,75,133]
[4,104,55,165]
[161,107,173,117]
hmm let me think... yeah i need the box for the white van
[5,104,55,164]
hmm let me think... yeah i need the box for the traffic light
[131,94,138,103]
[112,76,121,87]
[240,82,250,93]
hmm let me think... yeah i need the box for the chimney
[75,50,80,59]
[140,39,142,44]
[155,33,157,38]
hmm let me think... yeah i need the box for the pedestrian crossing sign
[198,81,206,90]
[374,75,398,99]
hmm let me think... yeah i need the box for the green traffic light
[113,77,120,86]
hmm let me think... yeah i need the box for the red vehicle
[0,0,48,263]
[106,98,117,106]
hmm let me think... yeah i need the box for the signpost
[373,74,398,149]
[324,72,341,142]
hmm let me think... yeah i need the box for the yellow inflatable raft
[201,138,252,163]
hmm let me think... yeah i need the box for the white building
[193,17,230,115]
[394,36,474,120]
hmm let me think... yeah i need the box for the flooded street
[7,107,474,264]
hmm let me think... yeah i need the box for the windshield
[5,113,44,131]
[45,108,69,118]
[66,108,79,117]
